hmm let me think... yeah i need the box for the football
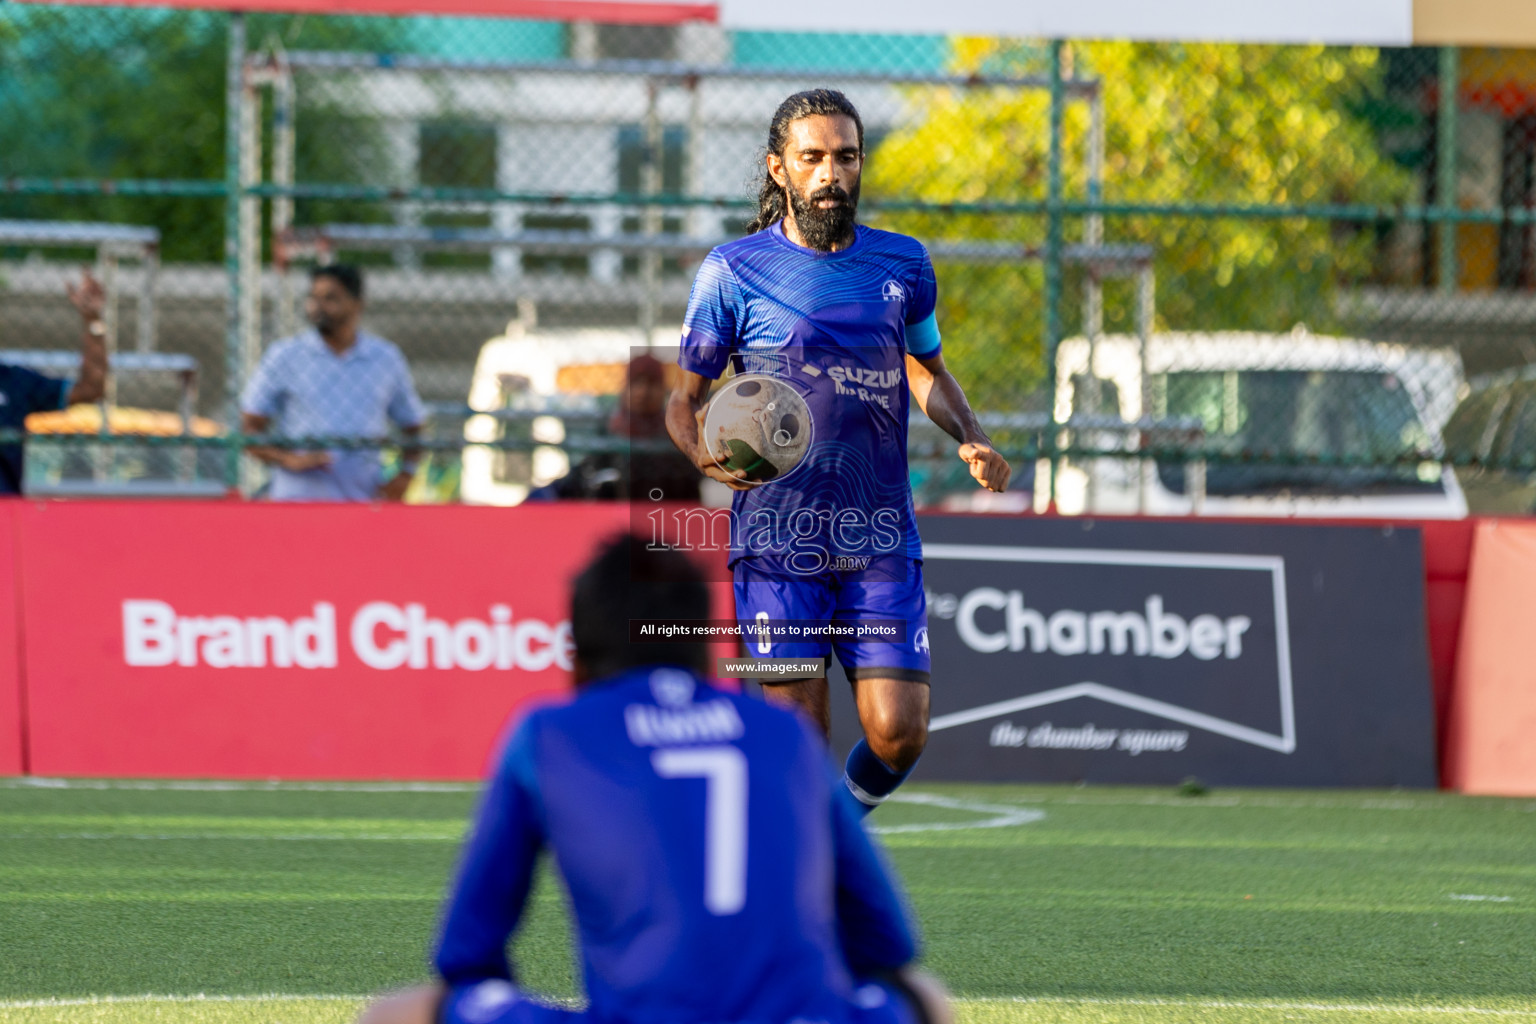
[701,373,814,483]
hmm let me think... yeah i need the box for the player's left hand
[692,407,756,490]
[379,471,413,502]
[958,442,1011,493]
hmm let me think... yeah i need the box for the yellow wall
[1416,0,1536,47]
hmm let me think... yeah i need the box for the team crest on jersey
[458,981,519,1024]
[882,279,904,302]
[914,627,930,654]
[649,667,696,707]
[738,351,791,378]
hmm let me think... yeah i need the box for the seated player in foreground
[355,535,952,1024]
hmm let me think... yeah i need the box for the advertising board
[0,504,22,775]
[1444,519,1536,796]
[0,501,1450,786]
[15,501,641,779]
[831,516,1438,787]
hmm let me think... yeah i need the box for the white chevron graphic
[929,681,1294,753]
[923,542,1296,754]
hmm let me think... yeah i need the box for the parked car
[1443,368,1536,514]
[459,317,682,507]
[1050,328,1468,518]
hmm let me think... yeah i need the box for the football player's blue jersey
[433,665,919,1024]
[680,223,938,576]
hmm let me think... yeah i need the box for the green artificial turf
[1,780,1533,1024]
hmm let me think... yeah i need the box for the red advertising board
[14,500,653,779]
[1444,519,1536,796]
[0,499,1504,784]
[1417,519,1476,769]
[0,504,23,776]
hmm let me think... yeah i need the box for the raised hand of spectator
[64,269,109,406]
[66,269,106,324]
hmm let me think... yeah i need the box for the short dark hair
[311,263,364,300]
[746,89,865,235]
[570,534,709,681]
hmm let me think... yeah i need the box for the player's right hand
[694,408,756,490]
[959,442,1011,492]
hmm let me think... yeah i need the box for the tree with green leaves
[866,40,1413,409]
[0,9,403,262]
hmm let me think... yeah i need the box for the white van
[1050,328,1468,518]
[459,318,682,507]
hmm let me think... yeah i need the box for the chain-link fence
[2,8,1534,512]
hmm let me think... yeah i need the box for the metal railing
[1,10,1531,510]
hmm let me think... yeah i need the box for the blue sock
[842,739,915,817]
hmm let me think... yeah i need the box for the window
[593,24,676,60]
[1499,391,1536,462]
[617,124,686,196]
[1069,374,1122,418]
[1498,114,1536,289]
[618,124,687,277]
[1152,370,1441,496]
[521,212,593,276]
[418,122,497,269]
[420,122,497,189]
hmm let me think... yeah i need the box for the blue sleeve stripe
[906,312,941,358]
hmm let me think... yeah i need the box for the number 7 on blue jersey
[651,746,748,915]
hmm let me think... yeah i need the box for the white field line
[0,796,1046,842]
[972,996,1536,1017]
[7,778,1533,815]
[0,994,586,1011]
[0,994,367,1009]
[8,833,466,842]
[874,792,1045,834]
[935,793,1536,813]
[3,994,1534,1017]
[1,779,481,793]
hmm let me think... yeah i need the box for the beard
[787,180,859,252]
[307,307,345,336]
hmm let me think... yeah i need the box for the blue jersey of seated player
[434,666,920,1024]
[680,222,939,578]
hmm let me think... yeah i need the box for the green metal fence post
[1044,39,1065,510]
[223,13,247,491]
[1437,45,1459,295]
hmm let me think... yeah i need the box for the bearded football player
[666,89,1010,814]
